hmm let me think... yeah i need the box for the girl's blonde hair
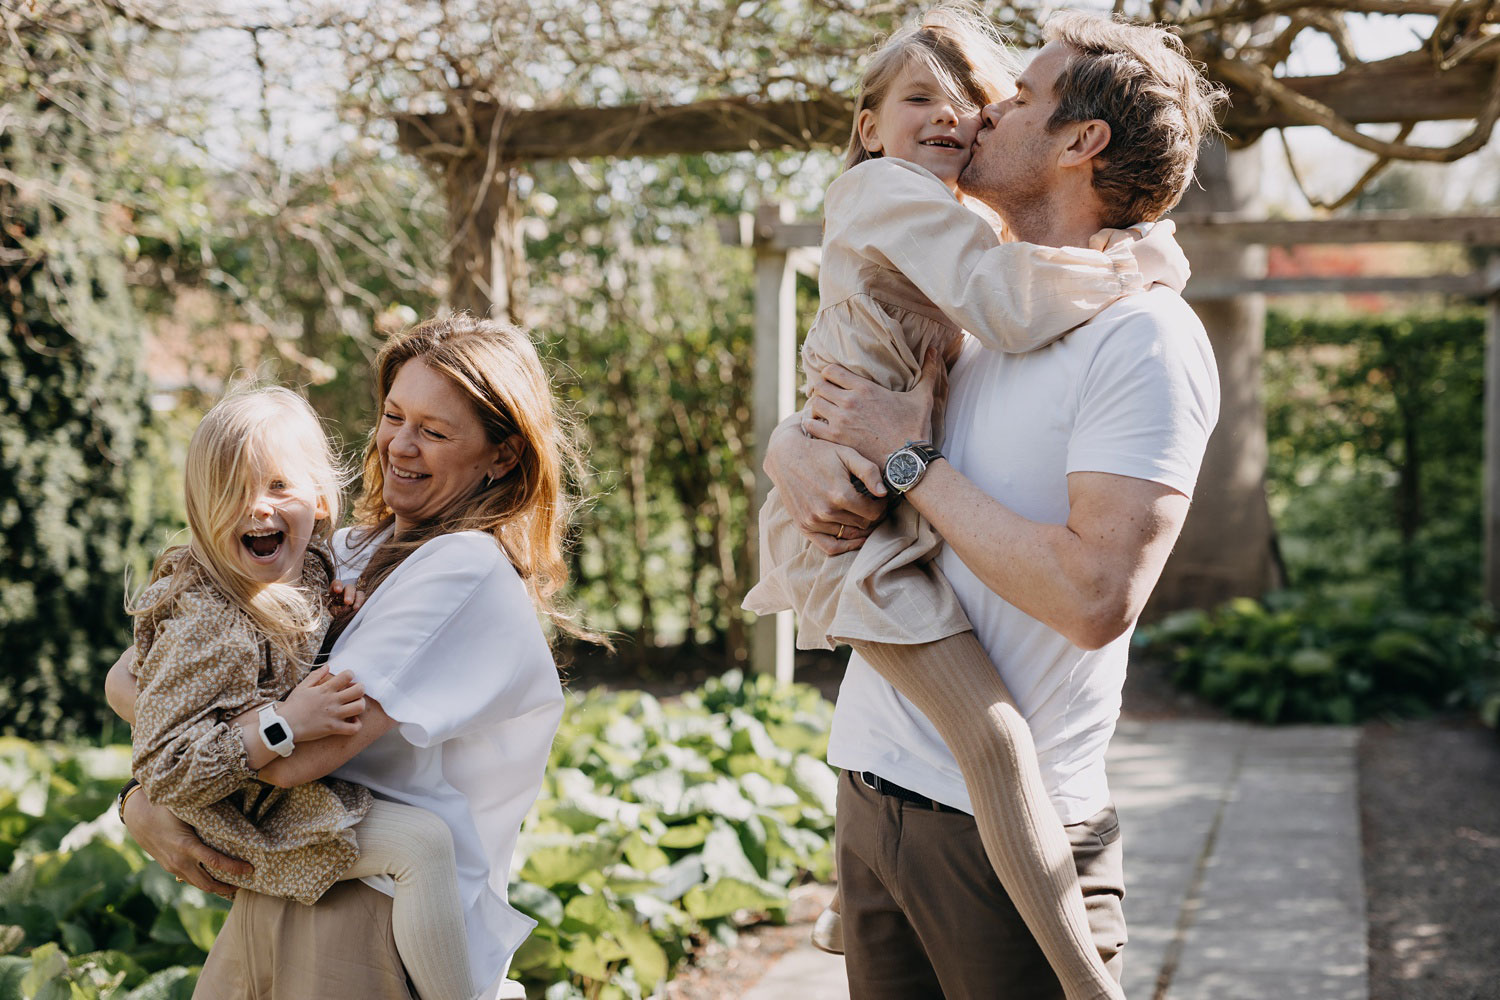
[846,1,1019,171]
[131,386,343,664]
[344,314,599,647]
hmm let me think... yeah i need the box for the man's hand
[805,348,946,464]
[765,414,887,556]
[123,788,252,898]
[280,666,364,742]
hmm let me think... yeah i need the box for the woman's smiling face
[376,359,506,533]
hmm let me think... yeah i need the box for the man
[767,13,1226,998]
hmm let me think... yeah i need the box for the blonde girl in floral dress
[127,387,476,1000]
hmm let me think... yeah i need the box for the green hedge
[0,673,838,999]
[1139,592,1500,725]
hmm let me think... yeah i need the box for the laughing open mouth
[921,137,963,149]
[242,530,284,560]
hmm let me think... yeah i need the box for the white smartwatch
[257,703,296,758]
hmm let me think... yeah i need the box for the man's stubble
[958,136,1057,246]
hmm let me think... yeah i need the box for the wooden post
[1150,140,1284,617]
[751,202,798,683]
[442,157,521,321]
[1486,256,1500,607]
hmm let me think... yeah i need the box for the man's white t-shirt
[827,286,1220,825]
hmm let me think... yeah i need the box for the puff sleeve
[824,158,1144,353]
[131,591,258,809]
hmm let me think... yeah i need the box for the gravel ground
[1360,717,1500,1000]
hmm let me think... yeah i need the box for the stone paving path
[739,720,1367,1000]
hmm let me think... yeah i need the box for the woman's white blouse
[326,527,564,988]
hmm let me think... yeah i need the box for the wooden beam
[1168,212,1500,247]
[1184,272,1492,299]
[397,94,850,163]
[732,212,1500,252]
[394,51,1496,165]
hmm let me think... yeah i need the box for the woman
[110,314,589,999]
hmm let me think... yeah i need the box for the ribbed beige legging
[344,800,475,1000]
[852,633,1123,1000]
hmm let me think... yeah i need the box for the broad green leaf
[518,837,617,888]
[124,966,197,1000]
[561,935,612,981]
[508,881,564,927]
[509,933,562,973]
[681,878,784,920]
[614,922,667,993]
[787,755,838,814]
[655,817,710,849]
[173,903,224,954]
[20,943,68,995]
[620,835,669,874]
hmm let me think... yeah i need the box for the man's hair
[1043,13,1227,228]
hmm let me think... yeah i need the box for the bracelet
[117,777,142,825]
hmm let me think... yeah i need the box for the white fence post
[751,203,798,683]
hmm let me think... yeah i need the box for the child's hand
[329,580,368,615]
[280,666,365,743]
[1090,219,1190,294]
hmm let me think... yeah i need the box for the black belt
[859,771,965,814]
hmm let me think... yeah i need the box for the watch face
[887,450,922,488]
[263,722,288,745]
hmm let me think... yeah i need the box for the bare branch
[1211,54,1500,163]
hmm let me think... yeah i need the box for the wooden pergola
[393,50,1500,681]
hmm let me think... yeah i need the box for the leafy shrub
[1138,592,1500,724]
[511,671,836,999]
[1,673,839,999]
[0,738,225,999]
[1263,309,1483,610]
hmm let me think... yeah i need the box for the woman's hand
[765,414,887,556]
[805,348,946,463]
[329,579,367,614]
[123,788,252,898]
[281,666,365,742]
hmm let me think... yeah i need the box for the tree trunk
[1148,140,1285,616]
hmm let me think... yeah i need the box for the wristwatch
[883,440,943,494]
[257,703,296,758]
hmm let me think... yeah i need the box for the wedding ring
[175,876,184,883]
[836,524,845,539]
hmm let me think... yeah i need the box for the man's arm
[905,464,1188,649]
[803,349,1196,649]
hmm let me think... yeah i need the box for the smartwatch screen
[264,722,287,744]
